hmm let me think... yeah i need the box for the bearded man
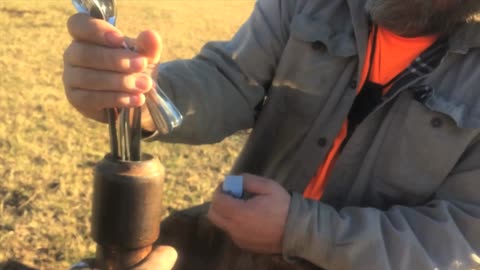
[63,0,480,269]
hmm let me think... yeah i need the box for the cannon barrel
[91,154,164,269]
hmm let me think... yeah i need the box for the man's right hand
[63,13,162,125]
[133,246,178,270]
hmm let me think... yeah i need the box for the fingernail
[130,57,146,71]
[129,95,141,105]
[135,75,151,90]
[104,31,123,46]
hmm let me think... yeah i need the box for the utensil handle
[145,82,183,134]
[122,43,183,135]
[106,109,119,159]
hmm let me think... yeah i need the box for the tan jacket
[150,0,480,269]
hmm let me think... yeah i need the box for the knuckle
[77,90,94,108]
[71,68,97,90]
[74,68,124,91]
[109,73,124,90]
[98,47,130,71]
[62,65,74,87]
[102,48,126,71]
[67,13,87,37]
[63,44,72,62]
[66,15,76,34]
[66,89,89,111]
[62,71,69,88]
[64,88,74,105]
[64,42,90,67]
[98,46,110,67]
[75,68,89,87]
[64,42,84,64]
[83,69,106,90]
[77,42,91,64]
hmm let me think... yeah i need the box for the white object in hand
[222,175,244,199]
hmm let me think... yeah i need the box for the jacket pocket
[289,14,357,57]
[271,14,358,119]
[371,93,477,206]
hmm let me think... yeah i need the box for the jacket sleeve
[146,0,294,144]
[282,136,480,270]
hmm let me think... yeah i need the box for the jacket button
[312,41,324,50]
[317,138,327,147]
[431,117,443,128]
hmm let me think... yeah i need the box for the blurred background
[0,1,254,269]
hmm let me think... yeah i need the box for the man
[63,0,480,269]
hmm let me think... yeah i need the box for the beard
[365,0,480,37]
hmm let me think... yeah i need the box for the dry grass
[0,1,254,269]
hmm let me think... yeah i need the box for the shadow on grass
[0,260,38,270]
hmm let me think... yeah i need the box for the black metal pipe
[91,154,164,269]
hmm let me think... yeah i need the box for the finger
[66,88,145,112]
[207,206,232,231]
[210,186,246,219]
[64,41,147,73]
[67,13,125,47]
[135,246,177,270]
[229,230,280,254]
[63,66,152,92]
[241,174,276,195]
[229,235,266,253]
[136,30,163,64]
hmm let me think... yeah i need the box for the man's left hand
[207,174,291,254]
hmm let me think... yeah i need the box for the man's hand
[134,246,177,270]
[63,13,161,129]
[207,174,291,254]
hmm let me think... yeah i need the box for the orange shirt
[303,26,438,200]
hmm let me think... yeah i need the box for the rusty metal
[94,245,153,270]
[89,153,164,269]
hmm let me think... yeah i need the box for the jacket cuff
[282,192,333,266]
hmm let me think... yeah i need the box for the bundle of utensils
[72,0,183,162]
[109,107,142,161]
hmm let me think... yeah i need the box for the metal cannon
[71,154,164,270]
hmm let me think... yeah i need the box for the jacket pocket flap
[290,14,357,57]
[424,91,480,129]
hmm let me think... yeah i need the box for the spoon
[72,0,120,159]
[72,0,184,160]
[73,0,133,160]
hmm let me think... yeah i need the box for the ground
[0,1,254,269]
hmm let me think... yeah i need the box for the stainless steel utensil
[72,0,120,159]
[72,0,184,161]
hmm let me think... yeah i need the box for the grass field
[0,1,254,269]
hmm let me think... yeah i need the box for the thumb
[242,174,275,195]
[135,246,177,270]
[136,30,163,64]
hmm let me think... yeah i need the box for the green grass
[0,1,254,268]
